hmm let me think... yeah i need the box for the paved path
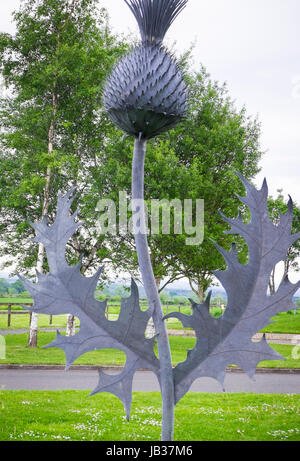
[1,367,300,394]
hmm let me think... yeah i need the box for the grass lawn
[261,311,300,334]
[165,310,300,334]
[0,332,299,369]
[0,390,299,441]
[0,297,33,302]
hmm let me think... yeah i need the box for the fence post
[7,305,11,327]
[49,315,53,325]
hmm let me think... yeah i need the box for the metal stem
[132,137,175,441]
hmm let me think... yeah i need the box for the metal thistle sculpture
[103,0,189,440]
[19,0,300,443]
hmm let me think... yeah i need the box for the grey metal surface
[1,329,299,345]
[165,173,300,404]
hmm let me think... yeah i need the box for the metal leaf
[18,189,160,418]
[164,173,300,404]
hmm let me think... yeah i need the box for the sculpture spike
[204,290,212,308]
[124,0,188,45]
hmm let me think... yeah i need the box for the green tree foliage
[114,285,131,298]
[0,278,24,295]
[0,278,10,295]
[10,279,25,294]
[0,0,126,275]
[159,290,171,304]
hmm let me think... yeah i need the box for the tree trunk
[132,138,174,441]
[189,278,205,303]
[269,267,276,295]
[28,95,57,347]
[281,258,290,284]
[28,241,45,347]
[27,3,78,347]
[145,277,161,339]
[66,314,76,336]
[196,284,205,303]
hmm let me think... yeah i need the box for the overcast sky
[0,0,299,287]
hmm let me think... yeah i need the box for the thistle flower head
[103,0,188,140]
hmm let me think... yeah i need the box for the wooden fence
[0,301,195,328]
[0,303,34,327]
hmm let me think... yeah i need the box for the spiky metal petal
[125,0,188,45]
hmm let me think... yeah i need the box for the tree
[0,278,10,296]
[93,65,262,301]
[159,290,171,304]
[268,191,300,295]
[173,296,186,305]
[0,0,126,345]
[114,285,130,298]
[10,279,25,294]
[157,67,261,299]
[0,0,262,352]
